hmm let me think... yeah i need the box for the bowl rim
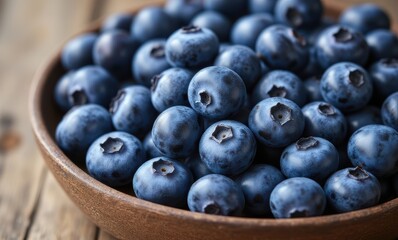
[29,0,398,229]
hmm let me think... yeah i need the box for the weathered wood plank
[0,0,100,239]
[27,174,98,240]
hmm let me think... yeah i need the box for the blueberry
[150,68,193,112]
[248,0,277,14]
[366,30,398,62]
[132,39,171,87]
[302,101,347,145]
[346,106,382,136]
[339,4,390,34]
[324,167,381,213]
[270,177,326,218]
[230,13,274,49]
[299,47,323,79]
[236,164,285,216]
[110,85,157,137]
[56,104,113,160]
[256,25,309,73]
[131,6,178,43]
[54,71,74,112]
[152,106,201,159]
[165,26,219,69]
[381,92,398,131]
[249,97,305,148]
[133,157,193,208]
[191,11,232,42]
[67,66,119,108]
[315,26,369,70]
[61,33,97,70]
[165,0,203,25]
[187,174,245,216]
[298,18,335,45]
[101,13,134,33]
[199,120,257,176]
[86,131,145,187]
[203,0,247,19]
[280,137,339,182]
[348,124,398,177]
[274,0,323,29]
[93,30,138,79]
[303,77,322,102]
[320,62,373,112]
[184,153,212,180]
[143,133,163,159]
[370,59,398,101]
[188,66,246,119]
[214,45,262,90]
[251,70,306,107]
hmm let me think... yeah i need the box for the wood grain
[0,0,396,239]
[0,0,102,239]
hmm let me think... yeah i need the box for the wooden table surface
[0,0,396,239]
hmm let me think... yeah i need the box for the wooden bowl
[30,1,398,239]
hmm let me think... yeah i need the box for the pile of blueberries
[54,0,398,218]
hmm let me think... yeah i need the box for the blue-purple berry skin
[143,133,163,159]
[67,66,119,108]
[93,30,138,79]
[101,13,134,33]
[280,137,339,183]
[236,164,285,216]
[61,33,97,70]
[184,153,212,180]
[339,3,390,34]
[188,66,247,120]
[316,26,369,70]
[187,174,245,216]
[320,62,373,112]
[214,45,262,90]
[165,26,219,69]
[132,39,171,87]
[110,86,158,138]
[274,0,323,29]
[346,106,382,136]
[381,92,398,131]
[86,131,145,187]
[348,124,398,177]
[150,68,193,112]
[370,59,398,101]
[302,101,347,146]
[203,0,247,19]
[230,13,274,49]
[270,177,326,218]
[54,71,74,112]
[191,11,232,42]
[303,77,322,103]
[256,25,309,73]
[324,167,381,213]
[366,30,398,62]
[248,0,277,14]
[133,157,193,208]
[131,6,178,43]
[199,120,257,176]
[165,0,203,25]
[249,97,305,148]
[251,70,306,107]
[152,106,201,159]
[56,104,113,160]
